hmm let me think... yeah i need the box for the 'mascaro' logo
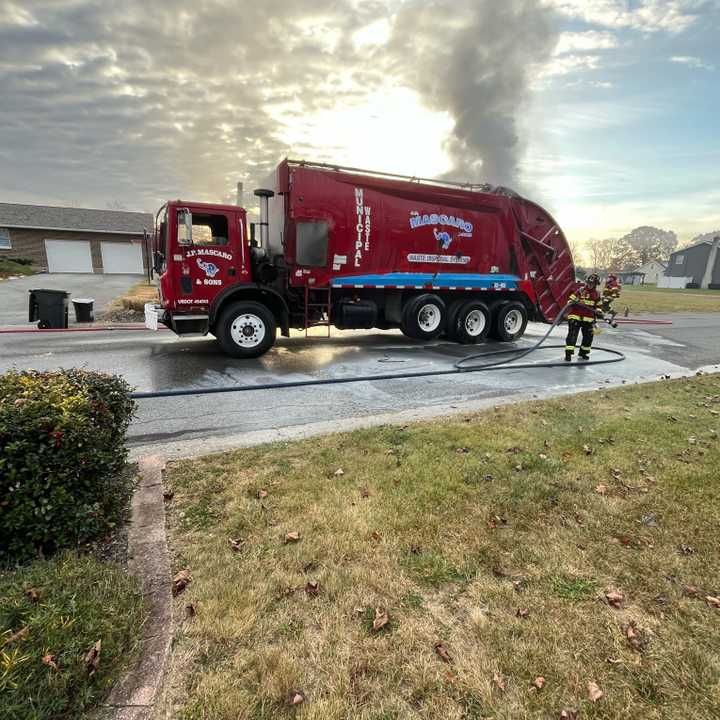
[197,258,220,277]
[409,210,473,251]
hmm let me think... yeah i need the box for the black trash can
[71,298,95,323]
[28,289,69,329]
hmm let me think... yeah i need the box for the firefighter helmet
[586,273,599,286]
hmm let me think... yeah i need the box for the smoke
[389,0,559,187]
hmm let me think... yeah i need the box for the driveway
[0,273,143,325]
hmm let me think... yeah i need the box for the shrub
[0,369,136,562]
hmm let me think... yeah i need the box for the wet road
[2,314,718,459]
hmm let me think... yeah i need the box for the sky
[0,0,718,246]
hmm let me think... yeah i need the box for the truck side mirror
[177,209,193,245]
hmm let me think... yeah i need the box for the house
[662,236,720,289]
[0,203,153,274]
[634,259,667,285]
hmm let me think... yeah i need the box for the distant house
[662,236,720,289]
[0,203,153,274]
[617,270,645,286]
[634,259,667,284]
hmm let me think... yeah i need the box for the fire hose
[129,302,625,400]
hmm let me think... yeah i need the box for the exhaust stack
[253,188,274,249]
[236,182,243,206]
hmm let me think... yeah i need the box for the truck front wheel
[216,301,277,358]
[492,301,528,342]
[400,294,446,340]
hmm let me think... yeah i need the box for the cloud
[670,55,716,70]
[548,0,700,33]
[555,30,619,53]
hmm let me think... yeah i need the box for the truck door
[171,206,245,311]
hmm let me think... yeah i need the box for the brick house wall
[0,228,147,272]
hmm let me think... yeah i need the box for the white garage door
[45,239,93,273]
[101,242,144,274]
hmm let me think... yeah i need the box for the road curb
[103,454,171,720]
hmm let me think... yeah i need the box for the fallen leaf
[2,626,28,647]
[185,603,196,619]
[594,483,608,495]
[42,654,58,670]
[560,709,579,719]
[587,680,603,702]
[258,489,268,499]
[25,588,40,604]
[371,531,381,542]
[434,642,453,663]
[532,676,545,690]
[163,490,174,501]
[583,444,593,455]
[516,607,530,619]
[605,590,624,608]
[561,451,572,462]
[705,596,720,609]
[512,579,525,593]
[539,453,548,460]
[492,672,507,692]
[372,608,389,632]
[228,538,243,552]
[334,468,345,476]
[287,690,306,706]
[456,447,470,454]
[360,487,370,498]
[285,531,301,543]
[305,581,319,597]
[172,569,192,596]
[84,640,102,675]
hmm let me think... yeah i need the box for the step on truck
[145,159,577,358]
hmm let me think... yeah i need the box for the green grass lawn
[0,553,144,719]
[162,375,720,720]
[618,284,720,314]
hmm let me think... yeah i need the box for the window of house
[675,254,684,265]
[296,221,328,266]
[0,228,10,249]
[178,212,229,246]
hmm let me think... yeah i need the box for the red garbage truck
[145,159,576,358]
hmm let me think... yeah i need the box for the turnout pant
[565,319,594,356]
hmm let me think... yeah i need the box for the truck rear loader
[145,159,577,358]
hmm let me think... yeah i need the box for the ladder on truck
[304,285,332,338]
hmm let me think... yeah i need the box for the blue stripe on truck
[331,272,520,290]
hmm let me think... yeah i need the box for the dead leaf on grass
[492,672,507,692]
[434,642,453,663]
[163,490,174,501]
[531,676,545,690]
[185,603,196,619]
[560,709,579,719]
[456,447,470,454]
[284,531,301,544]
[705,596,720,609]
[587,680,604,702]
[305,581,319,597]
[605,590,624,608]
[228,538,243,552]
[371,531,381,542]
[42,654,58,670]
[334,468,345,476]
[2,626,28,647]
[172,569,192,596]
[25,588,40,604]
[360,487,370,498]
[258,489,268,499]
[516,607,530,619]
[594,483,608,495]
[287,690,306,706]
[84,640,101,675]
[583,444,593,455]
[372,608,389,632]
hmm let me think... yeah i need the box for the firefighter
[601,273,621,318]
[564,274,602,361]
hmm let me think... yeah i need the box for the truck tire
[400,294,446,340]
[216,301,277,358]
[447,299,491,344]
[492,301,528,342]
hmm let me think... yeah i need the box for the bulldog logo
[197,258,220,277]
[433,228,453,250]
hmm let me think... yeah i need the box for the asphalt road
[0,273,143,325]
[2,313,718,459]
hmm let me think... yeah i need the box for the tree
[585,237,628,273]
[619,226,677,266]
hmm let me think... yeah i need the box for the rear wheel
[216,301,277,358]
[447,299,491,344]
[492,301,528,342]
[400,294,446,340]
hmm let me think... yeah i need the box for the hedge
[0,369,136,562]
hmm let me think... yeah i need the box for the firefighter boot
[578,350,590,361]
[564,350,572,362]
